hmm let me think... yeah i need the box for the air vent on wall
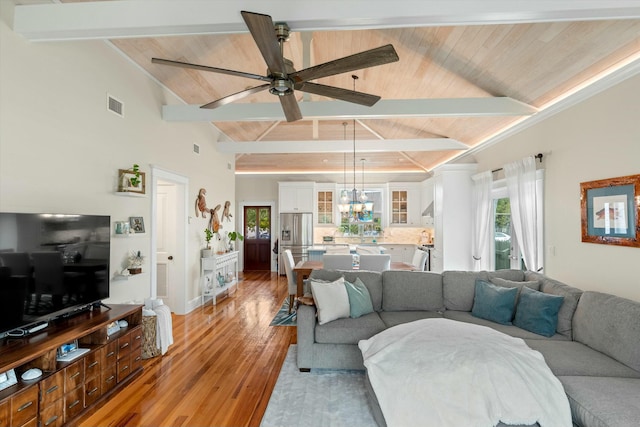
[107,94,124,117]
[193,143,200,154]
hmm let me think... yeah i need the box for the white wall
[473,73,640,302]
[0,3,235,308]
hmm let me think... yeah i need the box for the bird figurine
[195,188,208,218]
[222,201,233,222]
[210,204,222,233]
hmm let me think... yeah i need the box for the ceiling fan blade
[241,11,286,76]
[279,93,302,122]
[200,84,270,110]
[151,58,270,82]
[296,82,381,107]
[290,44,399,83]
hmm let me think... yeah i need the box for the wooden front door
[243,206,272,271]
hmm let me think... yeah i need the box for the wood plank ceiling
[13,1,640,180]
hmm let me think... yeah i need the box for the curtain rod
[492,153,544,174]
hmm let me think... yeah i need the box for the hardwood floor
[78,271,295,427]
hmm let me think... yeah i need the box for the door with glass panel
[494,197,522,270]
[244,206,271,271]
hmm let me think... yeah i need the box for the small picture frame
[114,221,131,235]
[130,216,145,234]
[57,339,79,358]
[118,169,146,194]
[580,174,640,248]
[0,369,18,391]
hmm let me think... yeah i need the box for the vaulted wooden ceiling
[11,1,640,181]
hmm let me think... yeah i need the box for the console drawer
[40,371,64,407]
[85,350,102,380]
[101,365,117,394]
[64,386,84,422]
[84,376,101,406]
[0,399,9,426]
[117,356,131,383]
[103,341,118,368]
[131,326,143,350]
[64,359,85,392]
[40,399,64,427]
[117,335,132,361]
[10,385,38,427]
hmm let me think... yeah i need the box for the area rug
[260,345,377,427]
[269,298,296,326]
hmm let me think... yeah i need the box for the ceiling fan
[151,11,399,122]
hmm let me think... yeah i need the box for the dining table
[292,259,416,298]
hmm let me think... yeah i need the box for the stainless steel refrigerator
[279,212,313,275]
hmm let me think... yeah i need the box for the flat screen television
[0,212,110,338]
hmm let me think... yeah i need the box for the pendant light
[339,122,350,213]
[350,75,363,213]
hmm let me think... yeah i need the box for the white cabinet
[383,244,416,263]
[279,182,314,212]
[315,184,336,225]
[432,164,477,272]
[388,183,421,226]
[201,251,239,306]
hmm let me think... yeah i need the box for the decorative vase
[201,248,213,258]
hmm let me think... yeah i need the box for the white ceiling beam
[162,97,537,122]
[13,1,640,41]
[216,139,468,154]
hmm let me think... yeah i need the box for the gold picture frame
[118,169,146,194]
[580,174,640,248]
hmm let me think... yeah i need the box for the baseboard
[186,296,202,314]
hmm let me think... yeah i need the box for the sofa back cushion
[382,271,444,312]
[573,291,640,372]
[310,269,384,311]
[443,271,489,311]
[526,271,583,339]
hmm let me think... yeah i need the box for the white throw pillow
[310,277,350,325]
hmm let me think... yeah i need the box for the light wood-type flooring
[78,271,295,427]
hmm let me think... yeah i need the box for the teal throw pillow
[471,279,518,325]
[344,277,374,318]
[513,286,564,337]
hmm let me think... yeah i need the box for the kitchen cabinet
[279,182,314,213]
[315,184,335,225]
[383,244,416,263]
[388,183,421,226]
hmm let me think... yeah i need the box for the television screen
[0,212,110,337]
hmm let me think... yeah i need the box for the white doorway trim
[150,165,189,313]
[238,200,277,272]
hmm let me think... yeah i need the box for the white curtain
[471,171,493,271]
[504,157,540,272]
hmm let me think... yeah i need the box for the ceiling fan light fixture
[269,79,294,95]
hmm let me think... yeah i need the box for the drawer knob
[45,415,59,426]
[46,384,59,394]
[17,401,33,412]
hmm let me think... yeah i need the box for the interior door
[156,180,178,309]
[243,206,271,271]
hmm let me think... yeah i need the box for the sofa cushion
[490,277,540,303]
[315,312,386,344]
[526,272,583,339]
[310,270,383,311]
[572,291,640,372]
[345,277,374,318]
[444,311,570,341]
[524,340,640,378]
[443,270,489,311]
[559,376,640,427]
[471,279,518,325]
[379,310,443,328]
[381,271,444,312]
[310,277,350,325]
[488,269,526,282]
[513,287,564,337]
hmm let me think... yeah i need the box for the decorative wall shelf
[114,191,146,198]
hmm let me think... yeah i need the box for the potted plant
[202,228,214,257]
[129,164,141,187]
[227,231,244,251]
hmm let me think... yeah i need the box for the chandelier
[338,76,368,218]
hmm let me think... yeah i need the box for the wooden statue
[195,188,208,218]
[210,204,222,233]
[222,201,233,222]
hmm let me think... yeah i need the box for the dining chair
[322,254,354,270]
[411,249,429,271]
[358,254,391,272]
[0,252,33,309]
[324,245,351,254]
[282,249,297,313]
[356,245,381,255]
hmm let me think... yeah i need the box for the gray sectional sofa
[296,269,640,427]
